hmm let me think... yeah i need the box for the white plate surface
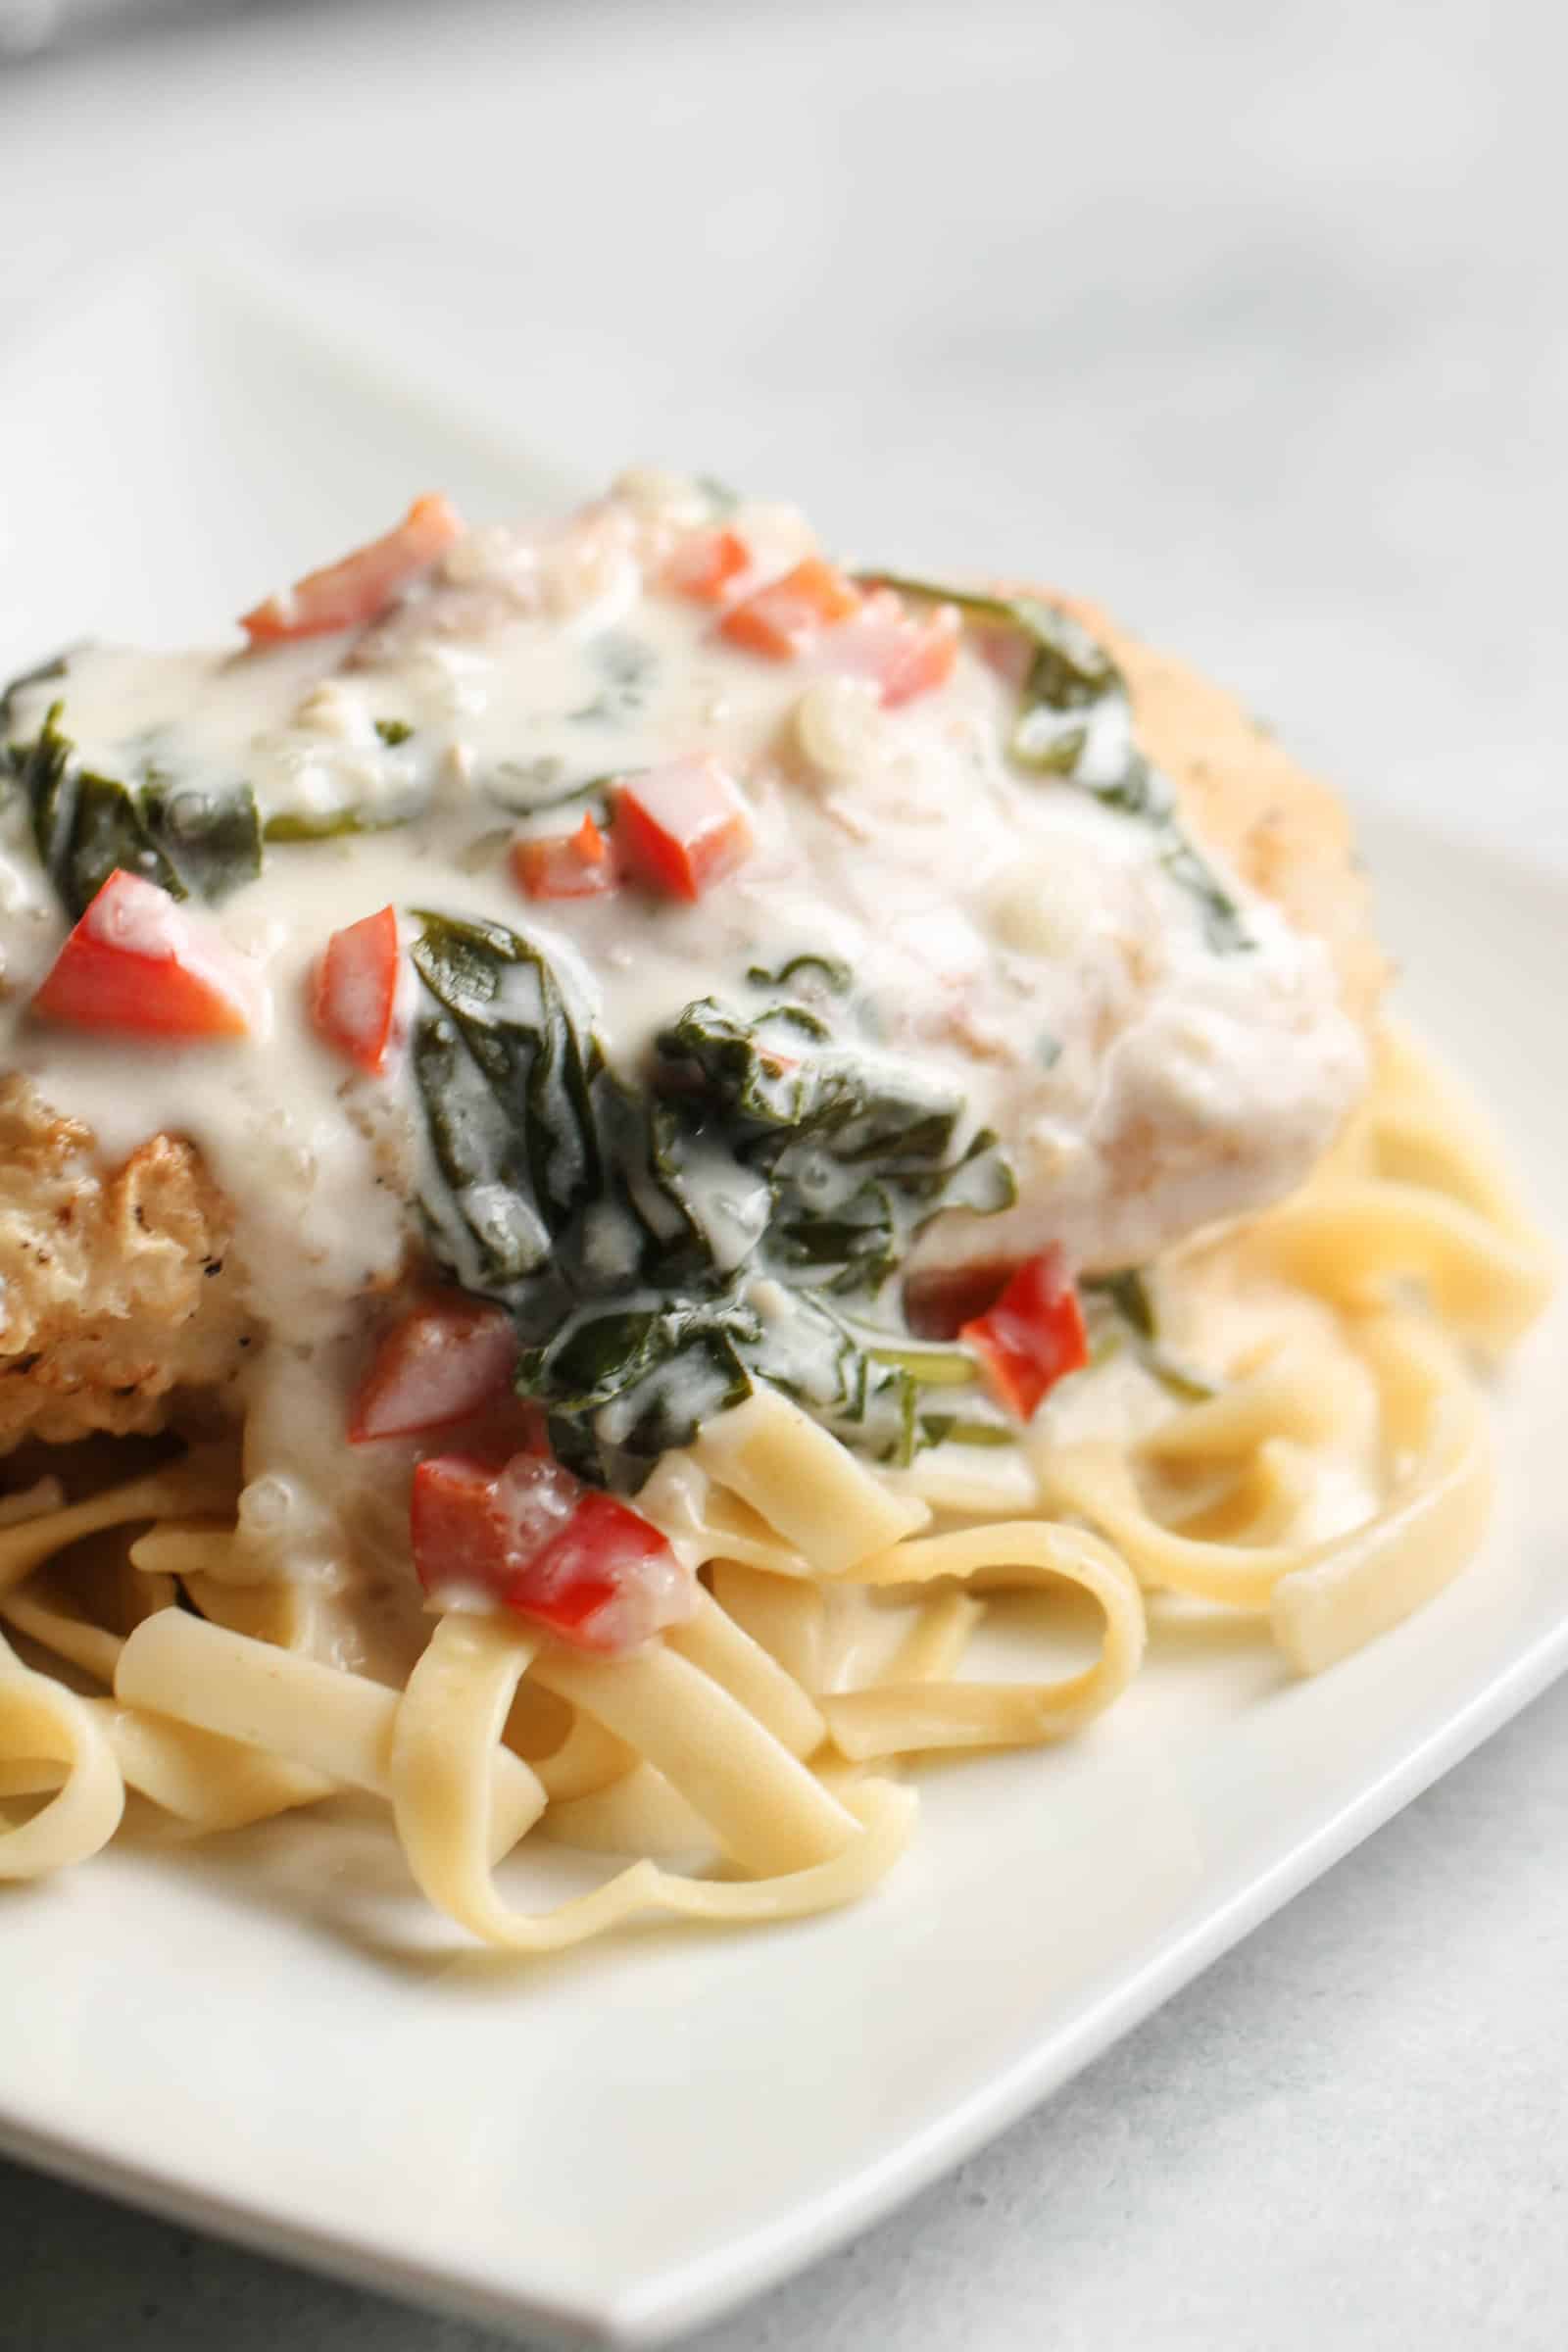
[0,252,1563,2346]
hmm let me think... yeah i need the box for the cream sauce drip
[0,468,1368,1380]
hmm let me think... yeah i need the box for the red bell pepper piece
[31,869,257,1042]
[718,557,862,658]
[411,1449,695,1654]
[816,593,961,707]
[721,563,957,707]
[904,1260,1016,1342]
[612,759,753,901]
[240,493,465,644]
[958,1247,1089,1420]
[311,904,402,1075]
[349,1297,517,1444]
[663,527,749,603]
[511,810,618,901]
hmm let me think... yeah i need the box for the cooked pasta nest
[0,1025,1553,1951]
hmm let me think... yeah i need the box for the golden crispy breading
[1060,595,1387,1024]
[0,1076,253,1449]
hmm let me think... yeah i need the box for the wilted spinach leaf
[0,648,73,733]
[263,803,420,844]
[4,703,262,916]
[1083,1266,1219,1401]
[409,913,1017,1485]
[859,572,1252,953]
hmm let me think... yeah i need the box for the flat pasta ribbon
[0,1447,237,1599]
[0,1628,124,1879]
[0,1020,1554,1952]
[1043,1310,1492,1674]
[817,1521,1145,1762]
[389,1615,914,1952]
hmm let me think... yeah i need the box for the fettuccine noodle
[0,1024,1550,1944]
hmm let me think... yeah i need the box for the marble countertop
[1,2,1564,2344]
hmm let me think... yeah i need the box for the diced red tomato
[959,1247,1089,1420]
[663,527,749,604]
[718,557,862,658]
[311,905,402,1075]
[411,1448,696,1654]
[511,810,619,901]
[31,869,257,1042]
[612,759,754,901]
[239,493,465,644]
[814,592,961,708]
[349,1297,517,1444]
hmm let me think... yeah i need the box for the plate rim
[6,1494,1566,2349]
[0,242,1564,2349]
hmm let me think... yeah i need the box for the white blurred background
[0,6,1565,2348]
[2,1,1563,845]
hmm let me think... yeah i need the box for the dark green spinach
[1084,1266,1219,1402]
[0,648,73,733]
[264,803,420,844]
[5,702,262,917]
[570,631,655,725]
[861,574,1116,776]
[1083,1267,1156,1341]
[860,572,1252,954]
[409,912,1017,1486]
[482,760,624,820]
[696,474,741,516]
[745,952,853,994]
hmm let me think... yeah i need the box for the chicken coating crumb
[0,1076,254,1449]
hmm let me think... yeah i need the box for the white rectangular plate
[0,250,1563,2345]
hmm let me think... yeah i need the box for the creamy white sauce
[0,471,1367,1388]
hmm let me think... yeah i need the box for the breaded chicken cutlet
[0,475,1377,1471]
